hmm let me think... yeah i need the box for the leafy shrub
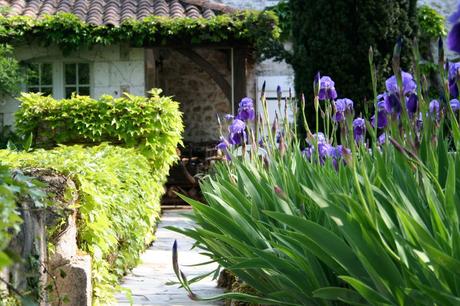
[0,144,170,304]
[418,5,447,38]
[15,89,183,171]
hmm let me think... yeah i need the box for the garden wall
[2,169,91,305]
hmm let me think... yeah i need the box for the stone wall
[159,48,232,143]
[0,43,145,127]
[2,169,91,306]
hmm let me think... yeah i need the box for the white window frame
[21,59,93,99]
[25,62,54,95]
[63,62,91,98]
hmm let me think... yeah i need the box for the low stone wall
[1,169,92,305]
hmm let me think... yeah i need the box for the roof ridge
[179,0,238,13]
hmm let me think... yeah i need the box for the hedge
[15,89,183,172]
[0,144,171,304]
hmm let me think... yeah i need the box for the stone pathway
[116,209,224,305]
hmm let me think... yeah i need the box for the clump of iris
[217,97,255,159]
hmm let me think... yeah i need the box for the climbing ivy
[0,11,280,57]
[0,44,24,96]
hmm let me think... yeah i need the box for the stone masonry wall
[160,48,232,143]
[0,43,145,128]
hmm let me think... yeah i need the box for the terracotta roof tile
[0,0,237,26]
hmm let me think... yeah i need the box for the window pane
[27,63,39,85]
[65,64,76,85]
[41,63,53,85]
[41,87,52,96]
[28,87,40,93]
[78,63,90,85]
[79,86,90,96]
[65,87,76,98]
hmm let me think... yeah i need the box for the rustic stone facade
[160,48,232,142]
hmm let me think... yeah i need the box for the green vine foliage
[0,165,45,270]
[0,144,170,304]
[15,89,183,172]
[0,43,24,97]
[417,5,447,38]
[0,11,280,57]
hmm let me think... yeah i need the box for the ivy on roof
[0,10,280,55]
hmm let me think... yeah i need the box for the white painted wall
[0,43,145,127]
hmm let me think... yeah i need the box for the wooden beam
[233,48,248,114]
[144,48,156,94]
[176,48,232,103]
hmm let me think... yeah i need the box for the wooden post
[233,48,247,114]
[144,48,156,95]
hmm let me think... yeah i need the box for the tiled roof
[0,0,237,26]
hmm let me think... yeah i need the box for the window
[26,63,53,95]
[64,63,90,98]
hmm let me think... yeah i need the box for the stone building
[0,0,276,144]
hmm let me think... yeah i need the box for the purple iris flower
[236,97,255,121]
[384,93,403,115]
[378,133,387,145]
[385,71,417,95]
[333,98,354,122]
[449,62,460,98]
[318,143,333,160]
[276,85,282,99]
[353,118,366,143]
[429,100,440,118]
[318,76,338,100]
[228,119,246,145]
[309,132,327,145]
[451,99,460,112]
[406,93,418,116]
[302,147,314,160]
[371,100,388,129]
[224,114,235,121]
[448,4,460,53]
[216,137,231,160]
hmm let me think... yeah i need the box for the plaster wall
[0,44,145,127]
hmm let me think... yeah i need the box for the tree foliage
[289,0,417,117]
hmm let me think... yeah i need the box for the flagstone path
[116,209,224,306]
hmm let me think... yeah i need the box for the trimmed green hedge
[15,89,183,171]
[0,144,169,304]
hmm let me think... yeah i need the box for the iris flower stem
[369,46,379,151]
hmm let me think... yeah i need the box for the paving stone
[115,209,223,306]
